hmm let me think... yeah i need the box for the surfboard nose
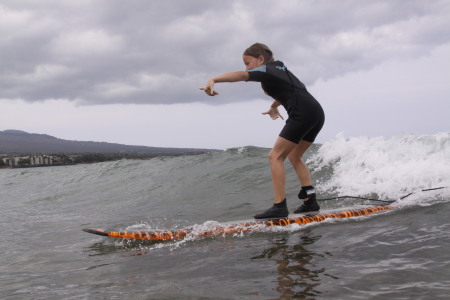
[82,228,109,236]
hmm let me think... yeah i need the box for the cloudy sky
[1,0,449,149]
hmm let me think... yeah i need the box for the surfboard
[83,205,393,241]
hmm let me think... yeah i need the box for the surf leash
[316,186,447,203]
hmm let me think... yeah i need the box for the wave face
[1,132,449,299]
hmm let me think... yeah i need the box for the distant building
[30,155,53,166]
[2,157,12,167]
[2,155,54,167]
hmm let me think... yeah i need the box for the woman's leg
[288,140,320,212]
[254,136,297,219]
[269,136,298,203]
[287,140,313,187]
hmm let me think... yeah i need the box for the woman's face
[243,54,264,70]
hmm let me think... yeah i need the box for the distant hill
[0,130,218,155]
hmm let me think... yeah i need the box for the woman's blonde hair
[243,43,274,63]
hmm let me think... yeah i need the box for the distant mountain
[0,130,218,155]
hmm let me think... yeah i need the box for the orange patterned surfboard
[83,205,393,241]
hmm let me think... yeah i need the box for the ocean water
[1,133,449,300]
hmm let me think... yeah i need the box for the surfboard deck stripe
[83,205,392,241]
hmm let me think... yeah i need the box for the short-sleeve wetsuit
[247,60,325,143]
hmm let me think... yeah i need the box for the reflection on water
[252,230,330,299]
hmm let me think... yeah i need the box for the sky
[1,0,449,149]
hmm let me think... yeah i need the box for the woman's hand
[262,106,284,120]
[200,71,249,96]
[200,79,219,96]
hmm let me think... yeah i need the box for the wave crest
[308,132,450,200]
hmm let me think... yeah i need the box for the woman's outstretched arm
[200,71,249,96]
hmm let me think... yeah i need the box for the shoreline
[0,152,211,170]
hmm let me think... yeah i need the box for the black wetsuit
[247,60,325,143]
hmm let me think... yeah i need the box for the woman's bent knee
[269,150,286,163]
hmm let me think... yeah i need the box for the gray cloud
[1,0,450,105]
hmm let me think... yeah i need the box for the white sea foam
[309,132,450,202]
